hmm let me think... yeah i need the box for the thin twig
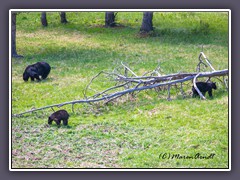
[121,62,138,77]
[104,94,125,105]
[83,71,104,99]
[180,82,186,98]
[167,85,171,101]
[83,71,126,99]
[90,82,129,99]
[199,52,216,71]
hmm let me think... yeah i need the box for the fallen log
[12,69,228,117]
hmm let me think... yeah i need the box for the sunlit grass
[11,11,229,169]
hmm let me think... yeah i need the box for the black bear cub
[192,82,217,98]
[23,62,51,81]
[48,110,70,126]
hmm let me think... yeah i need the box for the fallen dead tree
[12,52,229,117]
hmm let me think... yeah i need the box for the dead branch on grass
[12,52,228,117]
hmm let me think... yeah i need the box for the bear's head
[23,71,29,81]
[211,82,217,90]
[48,116,61,125]
[48,117,52,124]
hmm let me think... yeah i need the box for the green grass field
[11,11,229,169]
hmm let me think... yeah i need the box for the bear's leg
[192,87,197,97]
[34,74,41,81]
[208,90,213,97]
[63,118,68,126]
[56,120,61,126]
[192,90,200,98]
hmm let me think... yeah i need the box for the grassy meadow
[11,11,229,169]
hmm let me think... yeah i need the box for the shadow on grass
[213,89,228,99]
[38,77,54,83]
[54,22,228,47]
[20,45,119,67]
[148,28,228,47]
[46,124,74,129]
[21,77,54,83]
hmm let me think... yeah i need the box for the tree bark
[41,12,48,27]
[11,12,23,58]
[105,12,116,27]
[60,12,68,24]
[140,12,154,33]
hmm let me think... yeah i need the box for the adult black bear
[23,62,51,81]
[192,82,217,98]
[48,110,70,126]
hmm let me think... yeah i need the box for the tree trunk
[105,12,116,27]
[11,12,23,58]
[60,12,68,24]
[41,12,48,27]
[140,12,154,33]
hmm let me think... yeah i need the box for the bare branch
[121,62,138,77]
[200,52,216,71]
[12,50,229,118]
[223,76,228,91]
[167,85,171,101]
[193,73,206,100]
[197,52,215,72]
[180,83,186,98]
[91,82,129,99]
[104,94,125,105]
[12,69,228,117]
[83,71,104,99]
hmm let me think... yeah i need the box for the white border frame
[9,9,231,171]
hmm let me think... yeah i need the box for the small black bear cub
[23,62,51,81]
[48,110,70,126]
[192,82,217,98]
